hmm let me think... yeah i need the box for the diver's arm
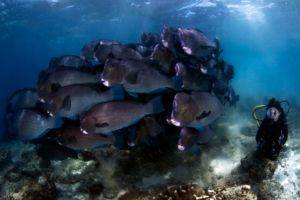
[279,122,288,145]
[256,120,265,143]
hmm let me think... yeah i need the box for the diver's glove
[278,134,285,146]
[257,139,266,148]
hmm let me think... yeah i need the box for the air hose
[252,105,267,127]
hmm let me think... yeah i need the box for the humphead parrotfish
[141,32,160,47]
[169,91,223,129]
[56,124,113,151]
[49,55,91,69]
[80,96,164,135]
[38,68,98,102]
[81,40,120,61]
[177,126,214,151]
[178,28,216,59]
[100,58,180,93]
[134,116,164,146]
[94,43,143,63]
[46,85,124,119]
[126,43,152,57]
[6,88,38,112]
[6,109,62,141]
[150,44,177,75]
[161,26,182,51]
[175,62,213,91]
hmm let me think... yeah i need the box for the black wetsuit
[256,116,288,160]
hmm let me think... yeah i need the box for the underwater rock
[6,88,39,113]
[52,159,99,183]
[118,191,148,200]
[5,179,57,200]
[5,167,22,183]
[0,148,9,168]
[239,152,278,181]
[152,184,256,200]
[87,182,104,199]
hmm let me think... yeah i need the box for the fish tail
[53,116,63,129]
[110,85,125,100]
[172,75,183,91]
[147,96,165,114]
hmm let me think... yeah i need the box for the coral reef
[152,184,256,200]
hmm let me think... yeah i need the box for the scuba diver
[253,98,289,160]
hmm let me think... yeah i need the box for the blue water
[0,0,300,137]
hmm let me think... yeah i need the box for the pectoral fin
[95,122,109,128]
[62,95,71,111]
[125,72,138,84]
[196,110,211,121]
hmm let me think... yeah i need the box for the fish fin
[128,92,140,99]
[51,83,61,92]
[62,95,71,111]
[125,72,138,84]
[197,126,214,144]
[147,96,164,114]
[79,111,87,121]
[110,85,124,100]
[171,75,183,91]
[95,122,109,128]
[38,70,48,85]
[196,110,211,121]
[53,116,63,129]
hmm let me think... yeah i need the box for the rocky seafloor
[0,99,299,200]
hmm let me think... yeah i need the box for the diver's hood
[266,98,282,110]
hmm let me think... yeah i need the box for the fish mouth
[182,46,192,55]
[162,39,168,48]
[177,144,185,151]
[101,78,110,87]
[46,110,54,117]
[128,141,136,147]
[170,118,182,127]
[38,98,45,103]
[80,127,89,135]
[200,66,208,74]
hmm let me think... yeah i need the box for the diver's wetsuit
[256,106,288,160]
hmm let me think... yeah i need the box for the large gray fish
[175,62,213,91]
[169,92,223,129]
[141,32,160,47]
[94,43,143,63]
[126,43,152,57]
[134,116,164,146]
[56,124,113,151]
[46,85,124,119]
[178,28,216,59]
[81,40,120,61]
[150,44,177,75]
[101,59,180,93]
[48,55,91,69]
[38,68,98,102]
[177,126,213,151]
[80,96,164,135]
[6,109,62,141]
[6,88,38,112]
[161,26,181,51]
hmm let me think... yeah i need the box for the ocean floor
[0,98,299,200]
